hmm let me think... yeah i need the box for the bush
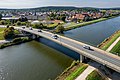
[55,25,65,33]
[3,27,15,39]
[0,20,6,25]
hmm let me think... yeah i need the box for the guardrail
[16,27,120,73]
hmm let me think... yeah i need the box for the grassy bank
[55,61,88,80]
[0,28,5,40]
[110,40,120,55]
[65,16,119,31]
[98,30,120,50]
[65,64,88,80]
[0,37,32,49]
[86,70,105,80]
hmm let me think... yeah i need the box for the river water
[64,16,120,46]
[0,16,120,80]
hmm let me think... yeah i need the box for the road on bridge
[16,27,120,73]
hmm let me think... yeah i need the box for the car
[38,29,42,32]
[22,26,25,29]
[29,27,33,30]
[83,45,91,50]
[52,34,59,39]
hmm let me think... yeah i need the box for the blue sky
[0,0,120,9]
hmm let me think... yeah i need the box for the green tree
[3,27,15,39]
[55,25,64,33]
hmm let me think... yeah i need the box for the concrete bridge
[15,27,120,73]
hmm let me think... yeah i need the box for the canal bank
[64,15,120,31]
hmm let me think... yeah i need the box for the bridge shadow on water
[36,37,80,60]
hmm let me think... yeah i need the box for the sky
[0,0,120,9]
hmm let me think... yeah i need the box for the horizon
[0,0,120,9]
[0,6,120,9]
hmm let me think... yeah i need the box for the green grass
[65,64,88,80]
[86,70,104,80]
[110,40,120,55]
[47,23,58,28]
[101,31,120,50]
[14,30,20,34]
[0,28,5,40]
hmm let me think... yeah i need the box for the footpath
[75,65,95,80]
[106,37,120,52]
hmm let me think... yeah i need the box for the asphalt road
[16,27,120,73]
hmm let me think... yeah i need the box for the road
[16,27,120,73]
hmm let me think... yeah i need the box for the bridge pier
[80,55,85,63]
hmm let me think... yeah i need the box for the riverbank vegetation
[0,37,31,49]
[86,70,105,80]
[98,30,120,50]
[55,61,88,80]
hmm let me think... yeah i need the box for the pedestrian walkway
[106,37,120,52]
[75,66,95,80]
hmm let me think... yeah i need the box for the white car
[52,34,59,39]
[83,45,91,50]
[29,27,33,30]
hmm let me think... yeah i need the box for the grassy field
[110,40,120,55]
[0,28,5,40]
[65,64,88,80]
[86,70,104,80]
[99,31,120,50]
[44,23,58,29]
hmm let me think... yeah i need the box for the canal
[0,16,120,80]
[64,16,120,46]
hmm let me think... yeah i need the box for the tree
[3,27,15,39]
[55,25,65,33]
[19,17,28,22]
[32,23,46,29]
[0,14,2,20]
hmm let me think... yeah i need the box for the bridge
[15,27,120,73]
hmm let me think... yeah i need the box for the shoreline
[64,15,120,31]
[0,37,32,49]
[55,61,88,80]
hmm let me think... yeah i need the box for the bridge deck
[16,27,120,73]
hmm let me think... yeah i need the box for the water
[64,16,120,46]
[0,16,120,80]
[0,41,73,80]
